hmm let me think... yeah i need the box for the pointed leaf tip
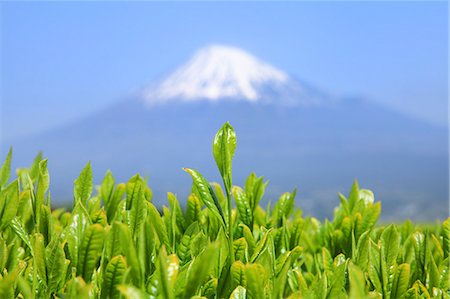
[0,147,13,188]
[74,161,93,205]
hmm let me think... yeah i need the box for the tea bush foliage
[0,123,448,298]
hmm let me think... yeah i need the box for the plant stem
[225,188,234,265]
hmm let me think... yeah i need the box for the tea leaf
[229,286,246,299]
[0,181,19,230]
[391,263,410,299]
[349,262,367,299]
[77,223,105,282]
[101,255,127,299]
[46,236,66,294]
[233,186,252,228]
[182,243,218,298]
[212,122,236,195]
[74,162,93,205]
[0,147,12,189]
[231,260,246,289]
[245,263,266,299]
[183,168,226,227]
[381,224,400,268]
[118,285,150,299]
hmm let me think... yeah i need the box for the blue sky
[1,1,448,140]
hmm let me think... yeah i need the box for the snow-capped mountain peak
[142,45,300,104]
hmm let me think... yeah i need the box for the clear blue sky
[1,1,448,140]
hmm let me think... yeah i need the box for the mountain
[142,45,325,106]
[6,45,448,221]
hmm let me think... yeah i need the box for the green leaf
[116,222,142,286]
[46,236,66,294]
[390,263,410,299]
[347,180,359,211]
[311,273,328,299]
[63,200,91,268]
[379,225,399,297]
[182,243,218,298]
[355,230,370,271]
[183,168,226,227]
[36,159,50,210]
[177,222,199,265]
[107,183,125,223]
[74,162,93,206]
[77,223,105,282]
[233,238,248,262]
[0,147,12,189]
[186,194,202,225]
[166,254,180,289]
[118,285,150,299]
[229,286,246,299]
[0,271,15,299]
[125,174,143,210]
[289,219,303,250]
[412,232,425,279]
[250,228,273,263]
[245,263,266,299]
[326,261,347,298]
[360,202,381,233]
[17,276,33,299]
[128,184,146,239]
[39,205,52,244]
[274,246,302,299]
[231,260,246,290]
[168,192,186,232]
[428,253,440,291]
[368,240,382,294]
[0,180,19,230]
[105,221,122,261]
[9,217,33,251]
[147,202,170,249]
[101,255,127,299]
[244,173,267,212]
[240,224,255,256]
[33,233,47,286]
[321,247,333,272]
[29,151,44,182]
[211,182,227,210]
[0,236,6,272]
[349,262,367,299]
[212,122,237,195]
[381,224,400,268]
[274,190,296,227]
[233,186,252,228]
[442,218,450,259]
[157,246,171,299]
[100,170,115,206]
[201,278,218,297]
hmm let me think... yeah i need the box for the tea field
[0,123,448,298]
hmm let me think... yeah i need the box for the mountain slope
[9,99,448,221]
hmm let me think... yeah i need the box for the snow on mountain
[142,45,322,106]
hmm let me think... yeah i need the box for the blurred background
[1,1,448,221]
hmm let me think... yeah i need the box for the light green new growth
[0,123,448,299]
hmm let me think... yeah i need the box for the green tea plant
[0,122,448,298]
